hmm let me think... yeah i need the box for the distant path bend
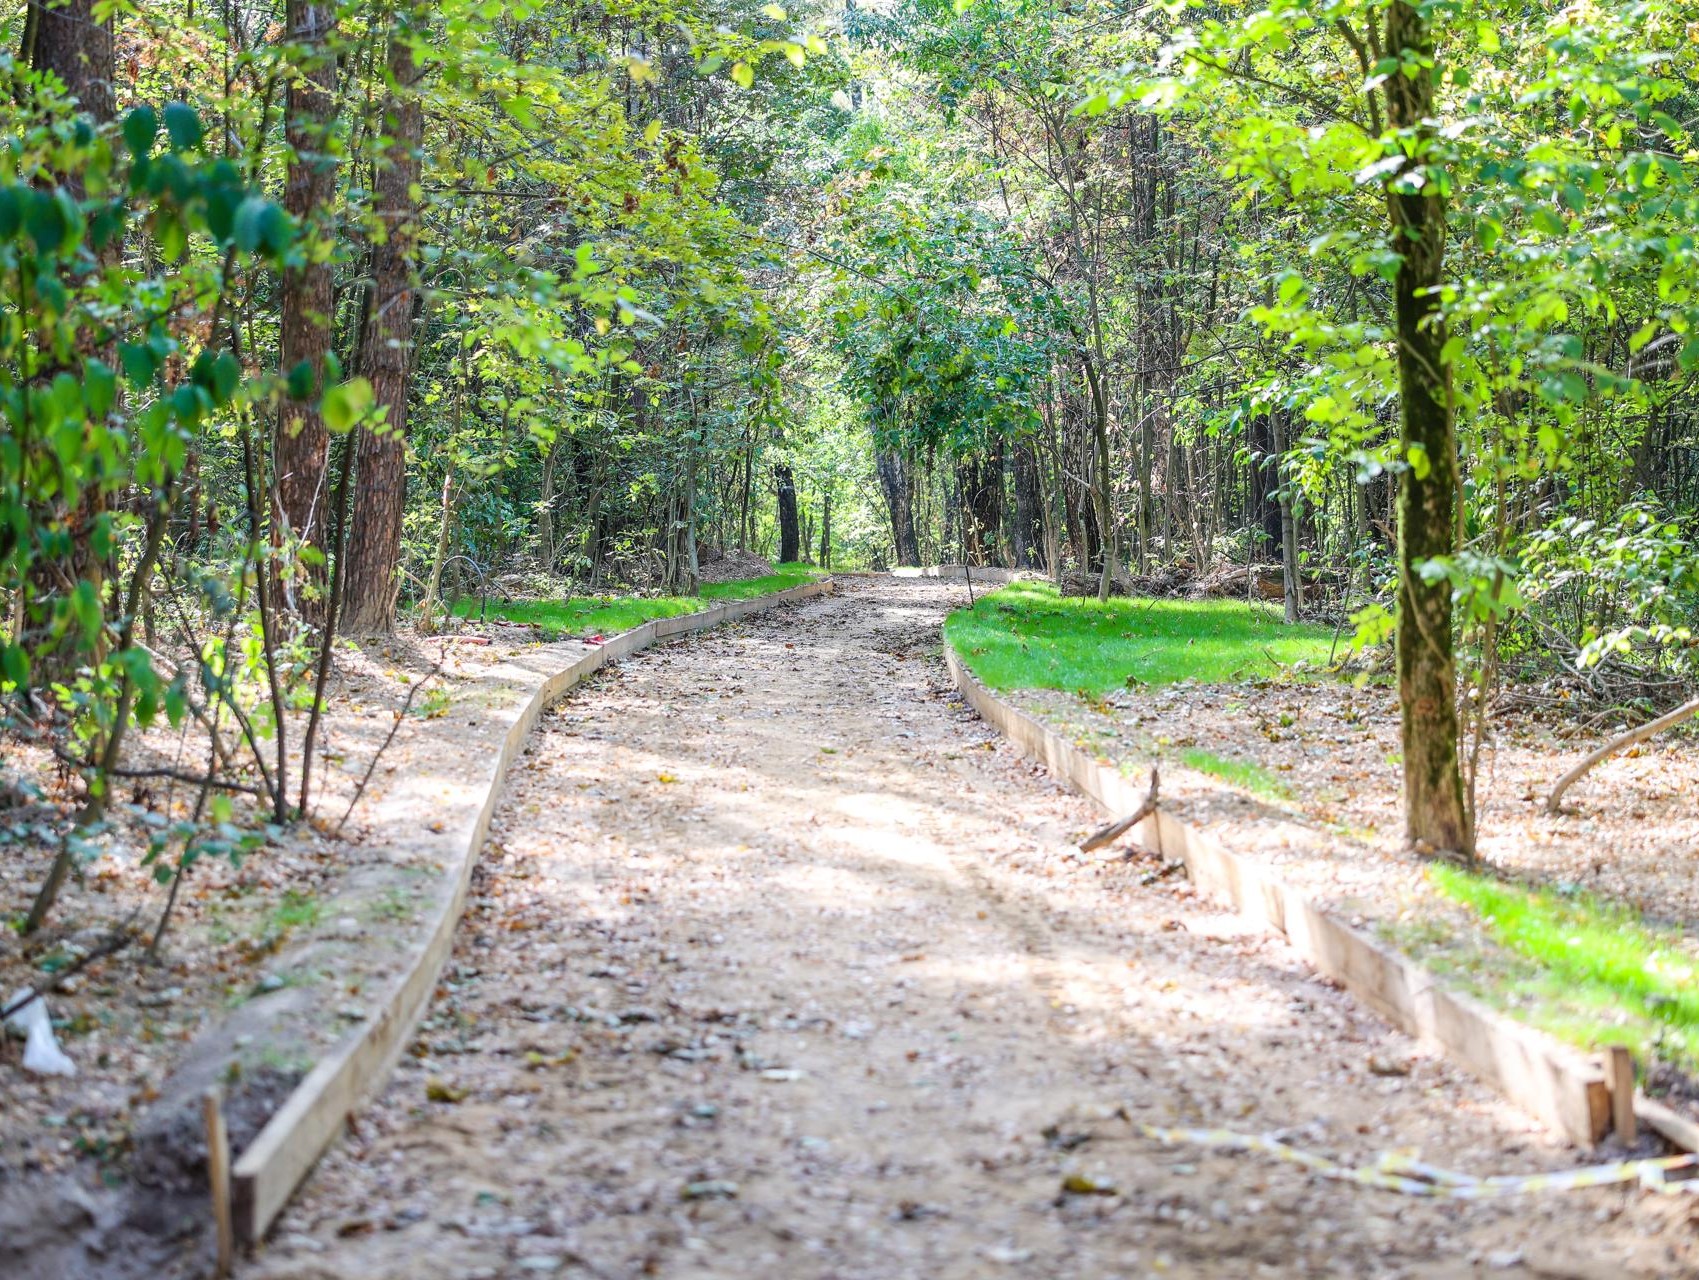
[251,577,1682,1280]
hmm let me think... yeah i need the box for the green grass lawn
[1411,866,1699,1074]
[451,563,822,639]
[944,581,1336,694]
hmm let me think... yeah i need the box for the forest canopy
[2,0,1698,894]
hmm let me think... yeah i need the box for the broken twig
[1079,767,1160,853]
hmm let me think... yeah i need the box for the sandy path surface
[247,578,1694,1280]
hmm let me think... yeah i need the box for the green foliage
[1422,865,1699,1072]
[945,582,1335,693]
[451,563,820,637]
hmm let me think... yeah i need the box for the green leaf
[119,342,159,388]
[233,196,269,252]
[0,185,22,240]
[122,105,159,156]
[321,377,374,433]
[731,62,754,89]
[85,359,117,420]
[163,102,203,151]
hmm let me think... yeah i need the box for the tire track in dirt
[247,578,1694,1280]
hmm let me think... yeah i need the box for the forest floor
[246,578,1696,1280]
[0,566,821,1278]
[997,672,1699,1097]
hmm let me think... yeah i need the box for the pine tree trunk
[25,0,114,130]
[1384,1,1472,857]
[274,0,338,605]
[342,24,423,636]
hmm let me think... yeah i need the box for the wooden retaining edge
[943,645,1618,1149]
[230,578,833,1243]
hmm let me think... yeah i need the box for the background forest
[3,0,1699,902]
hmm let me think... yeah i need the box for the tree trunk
[341,23,423,636]
[274,0,338,605]
[1271,409,1300,624]
[1384,1,1472,857]
[1012,438,1044,570]
[24,0,114,128]
[876,449,919,566]
[775,463,800,565]
[818,489,831,568]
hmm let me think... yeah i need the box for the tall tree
[1382,1,1470,854]
[274,0,340,603]
[342,19,424,636]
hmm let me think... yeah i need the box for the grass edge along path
[452,563,823,639]
[942,580,1335,694]
[946,581,1699,1093]
[1389,867,1699,1083]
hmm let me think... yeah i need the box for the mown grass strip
[944,581,1335,694]
[1413,866,1699,1074]
[452,563,822,639]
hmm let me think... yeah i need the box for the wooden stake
[204,1086,234,1278]
[1606,1044,1636,1145]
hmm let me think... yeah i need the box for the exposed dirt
[236,579,1697,1280]
[0,625,564,1279]
[1007,677,1699,930]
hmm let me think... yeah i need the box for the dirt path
[248,579,1693,1280]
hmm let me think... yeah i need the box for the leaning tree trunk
[342,24,423,636]
[274,0,339,608]
[775,463,800,565]
[1384,0,1472,858]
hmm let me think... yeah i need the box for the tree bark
[1012,438,1044,570]
[342,22,423,636]
[1384,1,1472,857]
[775,463,800,565]
[274,0,339,602]
[25,0,114,128]
[818,489,831,568]
[1271,409,1300,624]
[876,449,919,566]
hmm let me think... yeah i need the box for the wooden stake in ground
[1607,1044,1636,1146]
[1079,767,1160,854]
[204,1087,234,1278]
[1545,696,1699,814]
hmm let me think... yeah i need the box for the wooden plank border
[943,644,1615,1148]
[230,578,832,1242]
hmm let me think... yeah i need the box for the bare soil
[243,579,1696,1280]
[0,625,557,1278]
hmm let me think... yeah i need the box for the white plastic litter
[4,988,77,1077]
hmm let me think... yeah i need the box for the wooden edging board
[229,578,833,1243]
[942,643,1620,1149]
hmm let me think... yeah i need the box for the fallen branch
[1545,696,1699,815]
[1079,767,1160,853]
